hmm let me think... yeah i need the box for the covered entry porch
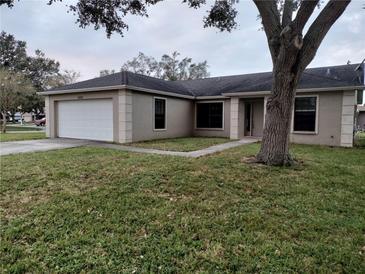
[229,96,267,139]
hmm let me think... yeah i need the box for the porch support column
[118,90,133,143]
[45,95,56,138]
[44,95,50,138]
[230,97,240,139]
[340,91,356,147]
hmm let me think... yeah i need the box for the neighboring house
[22,112,35,123]
[40,64,364,147]
[9,112,35,123]
[357,105,365,130]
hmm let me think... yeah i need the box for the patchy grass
[354,132,365,147]
[0,132,46,142]
[129,137,231,151]
[1,144,364,273]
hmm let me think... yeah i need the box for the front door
[244,102,252,136]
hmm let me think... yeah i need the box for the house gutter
[38,84,364,99]
[38,84,195,99]
[195,95,228,100]
[222,85,365,97]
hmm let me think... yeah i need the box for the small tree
[0,69,34,132]
[0,32,61,116]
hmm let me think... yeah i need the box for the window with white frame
[293,96,317,132]
[154,98,166,130]
[196,102,223,129]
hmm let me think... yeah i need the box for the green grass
[1,144,364,273]
[129,137,231,151]
[6,125,42,132]
[0,132,46,142]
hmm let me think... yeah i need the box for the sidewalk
[92,138,259,158]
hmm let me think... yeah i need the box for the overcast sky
[1,0,364,81]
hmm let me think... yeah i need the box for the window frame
[153,97,167,131]
[291,95,319,135]
[195,101,225,130]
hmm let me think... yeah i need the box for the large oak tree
[2,0,352,165]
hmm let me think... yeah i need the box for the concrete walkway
[92,138,259,158]
[1,138,259,157]
[0,139,89,156]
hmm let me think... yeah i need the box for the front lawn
[0,132,46,142]
[130,137,231,151]
[1,144,364,272]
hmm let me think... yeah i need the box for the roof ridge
[116,63,360,85]
[175,71,272,83]
[123,70,168,83]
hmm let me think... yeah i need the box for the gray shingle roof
[46,63,364,97]
[175,63,364,96]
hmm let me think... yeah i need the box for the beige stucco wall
[193,99,231,138]
[44,88,355,147]
[229,91,352,146]
[131,92,194,142]
[290,91,344,146]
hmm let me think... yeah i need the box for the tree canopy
[0,31,61,91]
[120,51,209,81]
[0,31,80,116]
[0,68,34,131]
[1,0,241,38]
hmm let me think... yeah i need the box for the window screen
[196,102,223,129]
[154,98,166,129]
[293,97,317,132]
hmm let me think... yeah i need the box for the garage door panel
[58,99,113,141]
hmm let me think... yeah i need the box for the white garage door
[58,99,113,141]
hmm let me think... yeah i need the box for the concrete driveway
[0,138,90,156]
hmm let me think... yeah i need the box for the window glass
[154,98,166,129]
[196,102,223,129]
[294,97,317,132]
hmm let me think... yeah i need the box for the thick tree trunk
[256,67,298,166]
[252,0,351,166]
[1,111,7,133]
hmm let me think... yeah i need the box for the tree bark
[253,0,351,166]
[1,111,7,133]
[256,66,298,166]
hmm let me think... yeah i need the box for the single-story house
[40,63,364,147]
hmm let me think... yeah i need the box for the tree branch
[297,0,351,73]
[282,0,294,27]
[253,0,282,61]
[293,0,319,31]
